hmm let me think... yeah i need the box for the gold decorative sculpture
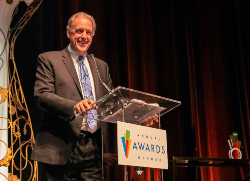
[0,141,13,167]
[0,0,43,180]
[0,87,8,104]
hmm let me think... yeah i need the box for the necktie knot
[79,56,84,63]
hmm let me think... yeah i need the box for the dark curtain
[14,0,250,180]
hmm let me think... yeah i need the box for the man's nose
[81,31,87,38]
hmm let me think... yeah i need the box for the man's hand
[142,114,159,127]
[73,99,97,117]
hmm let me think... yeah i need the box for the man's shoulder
[38,48,70,61]
[88,54,108,66]
[39,48,68,57]
[40,50,60,55]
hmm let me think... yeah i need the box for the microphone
[90,54,111,93]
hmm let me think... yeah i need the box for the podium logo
[121,130,132,158]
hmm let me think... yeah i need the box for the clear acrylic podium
[91,86,181,181]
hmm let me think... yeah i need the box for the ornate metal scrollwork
[0,0,44,180]
[0,86,8,104]
[0,147,13,167]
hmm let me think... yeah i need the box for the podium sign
[117,121,168,169]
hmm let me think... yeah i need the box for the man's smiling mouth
[78,41,87,45]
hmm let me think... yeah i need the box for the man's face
[67,16,93,56]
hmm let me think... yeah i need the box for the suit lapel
[87,54,101,100]
[61,48,83,99]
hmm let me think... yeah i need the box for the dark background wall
[12,0,250,180]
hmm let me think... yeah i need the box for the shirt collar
[68,44,87,62]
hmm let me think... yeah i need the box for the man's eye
[86,32,91,35]
[76,30,82,34]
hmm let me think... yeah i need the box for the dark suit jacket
[31,47,113,165]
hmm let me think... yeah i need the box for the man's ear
[66,30,70,38]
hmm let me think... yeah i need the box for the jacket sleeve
[34,53,77,121]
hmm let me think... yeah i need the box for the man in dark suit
[32,12,112,181]
[32,11,157,181]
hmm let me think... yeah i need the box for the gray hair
[67,12,96,36]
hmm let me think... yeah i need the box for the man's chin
[76,48,87,55]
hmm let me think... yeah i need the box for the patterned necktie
[78,56,97,129]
